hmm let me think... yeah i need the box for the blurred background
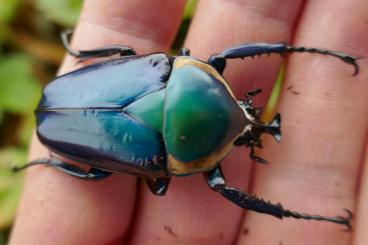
[0,0,82,243]
[0,0,197,243]
[0,0,282,243]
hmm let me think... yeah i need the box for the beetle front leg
[204,166,353,229]
[249,146,268,164]
[145,177,171,196]
[61,29,137,60]
[208,42,360,75]
[13,158,112,180]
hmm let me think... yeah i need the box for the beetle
[15,30,359,229]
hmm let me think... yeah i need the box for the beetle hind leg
[145,177,171,196]
[205,166,353,229]
[13,158,112,180]
[61,29,137,60]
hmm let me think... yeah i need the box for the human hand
[10,0,368,244]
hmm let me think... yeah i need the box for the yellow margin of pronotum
[173,57,236,99]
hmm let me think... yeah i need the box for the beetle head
[234,89,281,163]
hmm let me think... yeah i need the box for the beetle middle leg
[204,166,353,229]
[145,177,171,196]
[208,42,360,75]
[249,146,268,164]
[61,29,137,60]
[13,158,112,180]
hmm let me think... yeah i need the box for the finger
[239,0,368,244]
[60,0,186,73]
[129,1,304,244]
[353,146,368,244]
[9,1,186,244]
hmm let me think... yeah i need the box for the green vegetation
[0,0,83,242]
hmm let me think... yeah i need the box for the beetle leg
[178,47,191,56]
[12,158,112,180]
[208,42,360,75]
[249,146,268,164]
[145,177,171,196]
[61,29,137,60]
[204,166,353,229]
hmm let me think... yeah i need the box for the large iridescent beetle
[15,30,359,228]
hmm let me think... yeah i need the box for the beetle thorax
[163,57,246,176]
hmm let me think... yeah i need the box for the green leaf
[0,25,10,46]
[0,147,26,229]
[0,229,7,245]
[171,0,197,53]
[0,54,41,114]
[183,0,197,20]
[0,186,21,229]
[0,0,21,45]
[36,0,82,27]
[0,0,21,23]
[263,65,284,122]
[18,112,35,146]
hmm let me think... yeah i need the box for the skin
[9,0,368,244]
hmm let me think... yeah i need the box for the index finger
[128,1,304,244]
[10,1,185,244]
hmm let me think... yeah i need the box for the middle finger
[129,0,304,244]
